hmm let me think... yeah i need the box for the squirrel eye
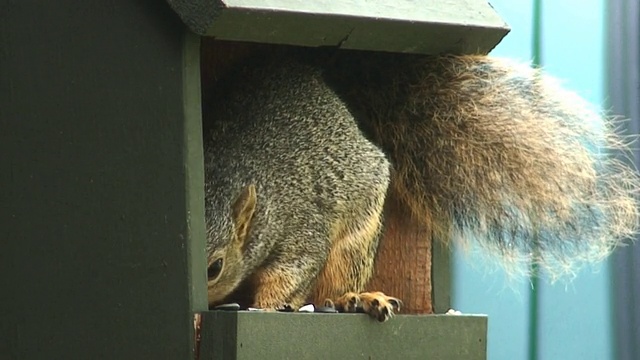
[207,258,223,280]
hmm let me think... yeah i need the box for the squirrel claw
[275,304,295,312]
[253,303,297,312]
[332,291,401,322]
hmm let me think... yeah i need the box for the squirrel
[202,46,640,322]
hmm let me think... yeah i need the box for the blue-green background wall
[451,1,612,359]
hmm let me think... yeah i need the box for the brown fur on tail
[325,52,640,280]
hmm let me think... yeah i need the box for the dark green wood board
[199,312,488,360]
[0,0,207,358]
[167,0,510,55]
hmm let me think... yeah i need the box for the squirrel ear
[231,184,257,246]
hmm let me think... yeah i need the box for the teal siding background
[607,0,640,358]
[452,1,612,359]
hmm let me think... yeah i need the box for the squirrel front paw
[327,291,402,322]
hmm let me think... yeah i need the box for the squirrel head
[205,183,257,306]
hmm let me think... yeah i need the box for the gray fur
[204,60,390,306]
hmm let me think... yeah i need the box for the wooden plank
[0,0,207,358]
[168,0,510,55]
[199,311,488,360]
[366,195,434,314]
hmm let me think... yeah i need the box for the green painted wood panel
[199,312,487,360]
[166,0,510,55]
[0,0,207,358]
[432,241,452,313]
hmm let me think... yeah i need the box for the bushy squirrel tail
[325,52,640,280]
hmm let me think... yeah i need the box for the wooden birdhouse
[2,0,509,359]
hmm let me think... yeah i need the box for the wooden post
[366,194,436,315]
